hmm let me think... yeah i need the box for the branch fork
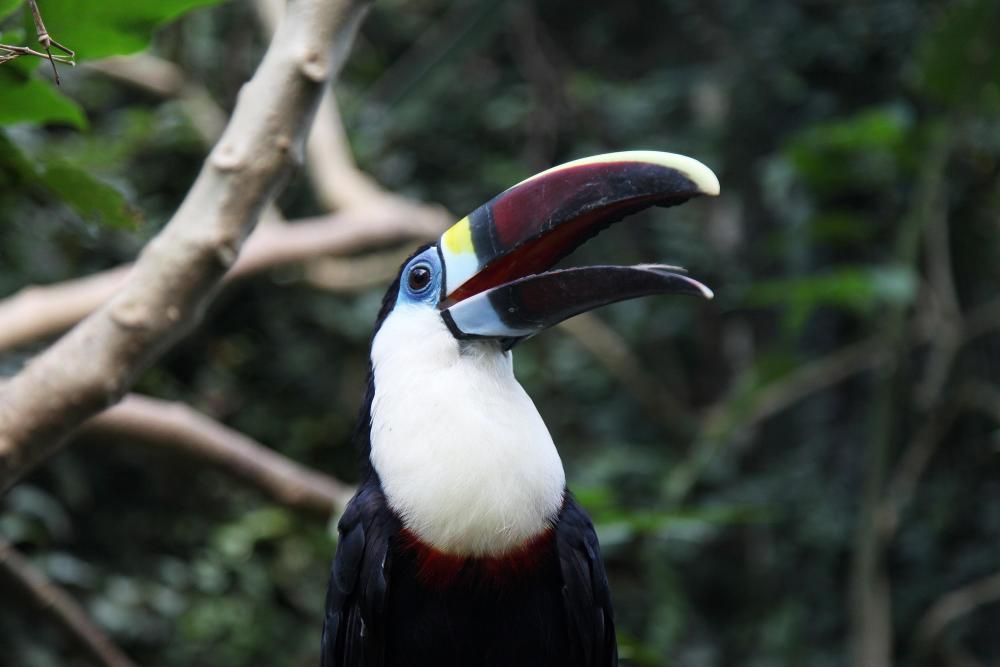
[0,1,75,82]
[0,0,374,491]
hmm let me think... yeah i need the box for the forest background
[0,1,998,666]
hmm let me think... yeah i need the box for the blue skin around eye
[397,248,443,307]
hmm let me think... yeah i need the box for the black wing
[321,481,396,667]
[556,494,618,667]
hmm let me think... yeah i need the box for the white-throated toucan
[321,151,719,667]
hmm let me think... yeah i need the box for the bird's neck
[368,306,566,558]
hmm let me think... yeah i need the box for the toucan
[321,151,719,667]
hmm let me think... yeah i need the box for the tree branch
[81,394,355,514]
[914,571,1000,664]
[0,0,75,81]
[734,292,1000,437]
[0,42,74,67]
[1,43,452,355]
[0,0,374,493]
[557,313,695,435]
[0,210,444,353]
[0,265,131,352]
[87,53,226,142]
[878,380,1000,542]
[305,245,415,292]
[662,291,1000,506]
[255,0,451,218]
[915,193,963,407]
[747,336,890,427]
[850,126,952,667]
[0,538,138,667]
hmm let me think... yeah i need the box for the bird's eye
[408,264,432,292]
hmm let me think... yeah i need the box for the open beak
[436,150,719,343]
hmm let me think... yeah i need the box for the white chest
[368,306,566,557]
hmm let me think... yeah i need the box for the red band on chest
[398,528,555,589]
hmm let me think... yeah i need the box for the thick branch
[0,195,446,356]
[4,44,452,355]
[0,539,137,667]
[0,210,443,353]
[256,0,448,217]
[81,395,354,514]
[0,0,373,492]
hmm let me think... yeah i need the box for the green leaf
[214,507,294,560]
[808,211,879,244]
[746,265,917,332]
[26,0,228,61]
[39,162,139,229]
[0,131,140,228]
[918,0,1000,113]
[785,106,911,194]
[0,0,22,20]
[0,68,86,127]
[0,127,37,183]
[595,504,774,545]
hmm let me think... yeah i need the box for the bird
[320,150,719,667]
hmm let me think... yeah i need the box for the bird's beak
[437,151,719,343]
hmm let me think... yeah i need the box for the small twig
[0,538,139,667]
[27,0,74,84]
[747,336,890,428]
[506,3,570,169]
[876,390,964,541]
[666,294,1000,506]
[0,43,74,64]
[557,313,695,436]
[0,1,76,83]
[915,183,961,407]
[879,379,1000,542]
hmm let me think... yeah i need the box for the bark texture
[0,0,373,492]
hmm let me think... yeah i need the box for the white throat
[369,305,566,557]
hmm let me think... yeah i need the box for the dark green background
[1,0,998,665]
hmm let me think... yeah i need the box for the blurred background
[1,0,999,665]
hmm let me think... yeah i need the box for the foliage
[0,65,85,127]
[2,1,1000,666]
[9,0,228,61]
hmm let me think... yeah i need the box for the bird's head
[380,150,718,349]
[366,151,719,555]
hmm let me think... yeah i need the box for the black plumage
[321,476,616,667]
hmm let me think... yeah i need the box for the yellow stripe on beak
[442,216,474,255]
